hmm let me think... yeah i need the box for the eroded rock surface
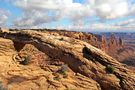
[0,29,134,90]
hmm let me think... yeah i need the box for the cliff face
[39,30,122,53]
[95,34,123,53]
[0,29,134,90]
[100,34,135,67]
[43,30,134,66]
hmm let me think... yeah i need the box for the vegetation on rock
[106,65,115,74]
[20,55,32,65]
[59,64,69,75]
[0,81,6,90]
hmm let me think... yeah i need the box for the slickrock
[42,30,135,67]
[0,29,134,90]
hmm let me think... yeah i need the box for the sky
[0,0,135,32]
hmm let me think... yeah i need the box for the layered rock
[13,29,135,67]
[0,29,134,90]
[98,35,108,52]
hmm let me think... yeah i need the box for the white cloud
[12,0,94,27]
[3,0,135,31]
[13,10,62,27]
[94,0,129,19]
[115,19,135,26]
[0,9,9,26]
[14,0,74,10]
[88,19,135,31]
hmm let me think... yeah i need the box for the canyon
[43,30,135,67]
[0,28,134,90]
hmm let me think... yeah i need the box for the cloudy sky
[0,0,135,32]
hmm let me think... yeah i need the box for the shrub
[0,81,6,90]
[59,64,69,75]
[53,76,60,81]
[59,38,64,41]
[20,55,32,65]
[106,65,115,73]
[63,74,68,78]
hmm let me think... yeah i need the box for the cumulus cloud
[115,19,135,26]
[93,0,129,19]
[12,0,94,28]
[0,9,9,26]
[3,0,135,30]
[14,0,77,10]
[14,10,62,27]
[89,19,135,31]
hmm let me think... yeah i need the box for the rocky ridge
[39,30,135,67]
[0,29,134,90]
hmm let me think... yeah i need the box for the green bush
[106,65,115,73]
[20,55,32,65]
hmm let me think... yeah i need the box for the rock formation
[107,34,118,53]
[118,37,123,46]
[0,29,134,90]
[99,35,108,52]
[23,29,135,67]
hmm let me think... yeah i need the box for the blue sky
[0,0,135,32]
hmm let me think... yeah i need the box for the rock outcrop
[43,30,131,66]
[0,29,134,90]
[11,29,135,67]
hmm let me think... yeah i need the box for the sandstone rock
[0,30,134,90]
[100,35,108,52]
